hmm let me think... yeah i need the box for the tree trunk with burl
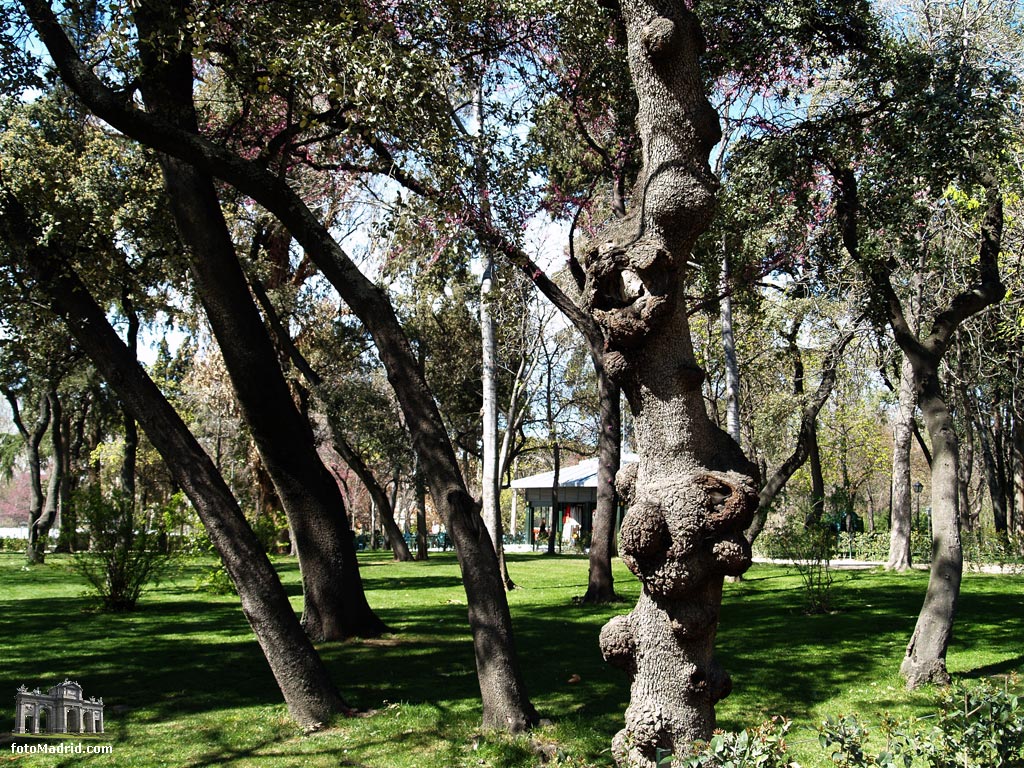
[590,3,759,764]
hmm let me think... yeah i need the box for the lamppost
[913,481,923,529]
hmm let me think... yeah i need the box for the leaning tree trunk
[888,353,916,571]
[19,0,535,731]
[0,202,348,729]
[589,5,759,764]
[129,0,383,642]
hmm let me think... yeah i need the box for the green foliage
[680,680,1023,768]
[69,488,173,611]
[816,678,1024,767]
[756,511,836,613]
[682,718,795,768]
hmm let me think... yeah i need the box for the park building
[510,453,638,549]
[13,680,104,735]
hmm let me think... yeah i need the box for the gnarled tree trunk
[589,4,759,764]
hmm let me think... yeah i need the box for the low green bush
[69,488,174,611]
[679,677,1023,768]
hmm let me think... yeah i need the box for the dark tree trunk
[1012,414,1023,539]
[587,4,760,762]
[129,0,383,642]
[0,202,348,729]
[4,390,51,565]
[120,293,140,508]
[32,388,65,561]
[582,369,621,602]
[547,441,560,556]
[977,417,1008,533]
[414,463,428,560]
[21,0,537,730]
[54,408,75,552]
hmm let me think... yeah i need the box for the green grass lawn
[0,551,1020,767]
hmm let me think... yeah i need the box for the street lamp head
[913,481,924,494]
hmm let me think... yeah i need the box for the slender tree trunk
[332,432,411,561]
[54,410,75,552]
[120,294,140,508]
[414,462,428,560]
[588,5,759,762]
[720,256,741,446]
[5,391,51,565]
[745,329,853,544]
[31,388,65,562]
[834,165,1004,691]
[958,382,977,532]
[481,255,514,588]
[0,209,348,729]
[977,418,1007,533]
[1011,413,1023,541]
[582,369,621,602]
[547,441,560,556]
[888,353,916,571]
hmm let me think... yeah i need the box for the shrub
[69,488,173,611]
[680,718,794,768]
[682,677,1023,768]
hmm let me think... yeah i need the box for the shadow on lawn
[1,556,1020,766]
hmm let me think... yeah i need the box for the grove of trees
[0,0,1020,765]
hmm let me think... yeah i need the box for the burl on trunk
[586,2,759,765]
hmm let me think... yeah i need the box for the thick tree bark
[888,353,916,571]
[21,0,536,730]
[246,271,411,563]
[901,375,961,687]
[127,0,383,642]
[0,201,348,729]
[588,5,759,764]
